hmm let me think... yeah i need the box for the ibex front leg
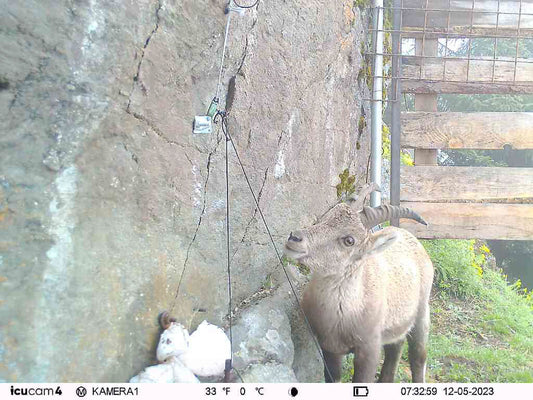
[353,340,381,383]
[378,339,405,382]
[407,307,430,383]
[322,350,343,383]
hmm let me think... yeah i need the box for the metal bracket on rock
[193,116,213,134]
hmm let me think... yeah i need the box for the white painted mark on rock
[274,111,297,179]
[191,165,203,208]
[325,74,337,184]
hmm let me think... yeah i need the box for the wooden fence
[382,0,533,240]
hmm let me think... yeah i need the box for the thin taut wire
[221,114,335,383]
[224,118,234,381]
[216,10,233,101]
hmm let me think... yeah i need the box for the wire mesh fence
[366,0,533,99]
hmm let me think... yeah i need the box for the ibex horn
[350,182,381,209]
[360,204,428,229]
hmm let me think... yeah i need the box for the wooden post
[414,38,438,166]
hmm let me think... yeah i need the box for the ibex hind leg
[407,308,430,383]
[353,342,381,383]
[378,339,405,382]
[323,350,343,383]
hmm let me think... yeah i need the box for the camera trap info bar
[193,116,212,134]
[4,382,525,399]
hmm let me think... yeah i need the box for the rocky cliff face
[0,0,370,381]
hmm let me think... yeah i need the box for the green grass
[341,239,533,383]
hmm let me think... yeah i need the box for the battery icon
[353,386,369,397]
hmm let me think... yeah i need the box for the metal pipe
[390,0,402,226]
[370,0,384,207]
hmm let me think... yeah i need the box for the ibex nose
[288,231,303,242]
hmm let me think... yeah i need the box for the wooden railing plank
[402,58,533,83]
[402,80,533,94]
[401,26,533,39]
[399,202,533,240]
[401,112,533,149]
[401,166,533,202]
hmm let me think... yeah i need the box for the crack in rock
[222,284,276,328]
[123,1,191,151]
[183,151,194,167]
[126,0,162,112]
[125,109,185,148]
[170,134,224,311]
[231,167,269,262]
[236,36,249,77]
[169,150,213,310]
[183,151,213,266]
[121,143,139,164]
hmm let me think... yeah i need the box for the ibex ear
[349,182,381,210]
[362,230,398,258]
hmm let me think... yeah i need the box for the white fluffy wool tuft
[130,320,230,383]
[156,322,190,362]
[179,320,231,377]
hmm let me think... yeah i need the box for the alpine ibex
[284,183,434,383]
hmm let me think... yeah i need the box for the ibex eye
[343,236,355,246]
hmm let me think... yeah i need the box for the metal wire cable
[169,1,254,315]
[217,112,334,383]
[224,121,235,382]
[216,2,259,100]
[233,0,259,8]
[215,11,234,101]
[172,0,332,381]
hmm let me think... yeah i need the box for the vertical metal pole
[370,0,384,207]
[390,0,402,226]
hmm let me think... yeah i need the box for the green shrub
[422,239,484,299]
